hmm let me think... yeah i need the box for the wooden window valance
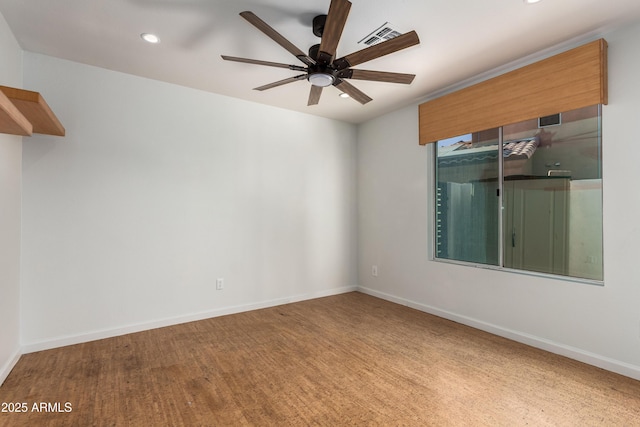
[418,39,607,145]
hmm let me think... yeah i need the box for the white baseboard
[357,286,640,381]
[0,347,22,387]
[22,285,358,354]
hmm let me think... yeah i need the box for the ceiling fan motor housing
[309,44,321,61]
[308,39,344,87]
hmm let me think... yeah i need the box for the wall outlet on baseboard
[372,265,378,277]
[216,278,224,290]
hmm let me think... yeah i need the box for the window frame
[430,108,604,286]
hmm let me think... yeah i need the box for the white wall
[357,20,640,380]
[20,53,357,350]
[0,11,23,385]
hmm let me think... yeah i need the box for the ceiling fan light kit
[221,0,420,106]
[308,73,335,87]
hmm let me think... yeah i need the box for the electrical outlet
[216,278,224,290]
[372,265,378,277]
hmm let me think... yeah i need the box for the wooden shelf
[0,85,65,137]
[0,89,32,135]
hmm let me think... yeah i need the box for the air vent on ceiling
[358,22,402,46]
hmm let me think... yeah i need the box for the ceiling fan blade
[240,11,316,66]
[334,79,372,104]
[342,69,415,84]
[254,74,307,91]
[308,86,323,106]
[334,31,420,69]
[221,55,307,71]
[318,0,351,63]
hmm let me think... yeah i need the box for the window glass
[502,105,602,280]
[434,105,603,282]
[435,129,500,265]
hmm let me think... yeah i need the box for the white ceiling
[2,0,640,124]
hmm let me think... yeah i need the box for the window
[435,105,603,282]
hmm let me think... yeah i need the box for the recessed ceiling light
[524,0,541,4]
[339,92,350,99]
[140,33,160,44]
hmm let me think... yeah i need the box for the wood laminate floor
[1,292,639,426]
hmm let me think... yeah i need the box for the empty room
[1,0,640,425]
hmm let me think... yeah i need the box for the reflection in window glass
[502,105,602,280]
[435,105,603,282]
[436,129,500,265]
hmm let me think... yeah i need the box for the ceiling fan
[221,0,420,106]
